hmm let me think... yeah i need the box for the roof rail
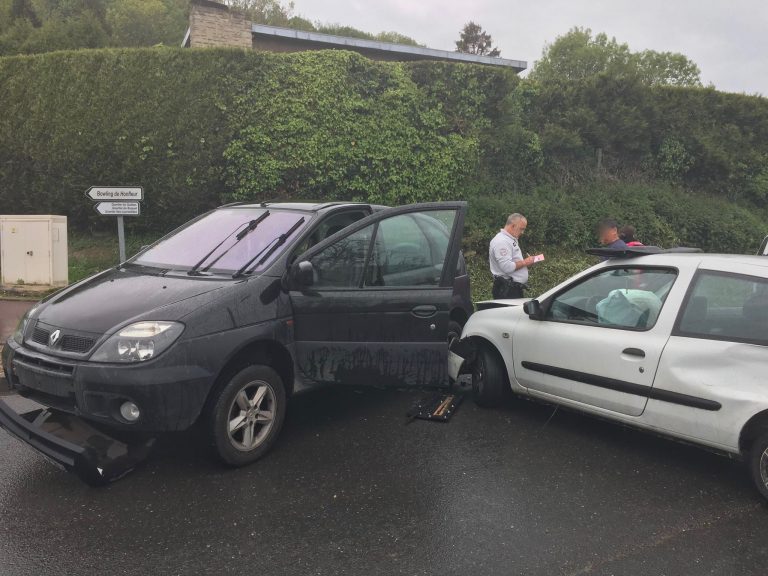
[218,201,250,208]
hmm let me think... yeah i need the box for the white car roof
[599,253,768,273]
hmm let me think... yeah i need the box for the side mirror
[523,299,543,320]
[288,260,315,289]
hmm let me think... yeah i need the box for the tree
[11,0,40,26]
[455,21,500,57]
[224,0,294,26]
[107,0,168,47]
[531,27,701,87]
[635,50,702,87]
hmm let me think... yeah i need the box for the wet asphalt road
[1,384,767,576]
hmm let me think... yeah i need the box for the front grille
[29,322,98,354]
[32,326,50,345]
[13,351,75,376]
[17,389,77,412]
[61,334,95,353]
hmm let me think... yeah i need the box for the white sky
[291,0,768,95]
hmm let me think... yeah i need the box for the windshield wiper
[187,211,270,276]
[233,217,305,278]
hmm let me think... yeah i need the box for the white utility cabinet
[0,215,68,288]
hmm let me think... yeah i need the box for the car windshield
[134,208,310,274]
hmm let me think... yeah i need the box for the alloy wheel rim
[761,447,768,489]
[227,380,276,452]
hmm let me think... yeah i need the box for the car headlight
[90,321,184,363]
[11,304,40,344]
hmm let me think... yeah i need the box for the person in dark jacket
[598,219,628,250]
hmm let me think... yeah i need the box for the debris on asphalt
[406,392,464,423]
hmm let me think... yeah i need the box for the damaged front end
[448,337,476,383]
[0,400,154,486]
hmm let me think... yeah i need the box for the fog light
[120,401,140,422]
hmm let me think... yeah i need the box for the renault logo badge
[49,329,61,347]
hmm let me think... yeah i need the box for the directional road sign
[86,186,144,202]
[94,201,141,216]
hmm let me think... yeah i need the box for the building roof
[182,0,526,71]
[249,24,527,71]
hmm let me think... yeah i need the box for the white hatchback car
[450,247,768,501]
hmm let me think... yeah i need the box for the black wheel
[209,365,286,467]
[748,431,768,502]
[471,344,508,408]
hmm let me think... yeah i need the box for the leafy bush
[0,48,496,230]
[465,181,768,255]
[222,52,481,206]
[1,45,767,284]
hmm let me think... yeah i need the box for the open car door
[287,202,467,388]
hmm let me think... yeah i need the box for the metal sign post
[86,187,144,264]
[117,215,126,262]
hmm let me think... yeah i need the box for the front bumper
[447,338,475,382]
[0,399,154,485]
[2,338,215,432]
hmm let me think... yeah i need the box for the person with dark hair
[620,225,644,247]
[598,218,628,250]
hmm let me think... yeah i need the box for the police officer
[489,213,535,299]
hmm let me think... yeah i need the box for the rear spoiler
[587,246,702,258]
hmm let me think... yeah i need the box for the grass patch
[68,231,161,283]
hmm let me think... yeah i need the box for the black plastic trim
[521,361,722,411]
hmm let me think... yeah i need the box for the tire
[209,365,286,467]
[748,431,768,502]
[447,320,463,347]
[471,344,508,408]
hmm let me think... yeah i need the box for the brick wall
[189,1,251,49]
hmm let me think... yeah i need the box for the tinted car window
[309,225,374,289]
[294,210,368,256]
[547,267,677,330]
[676,271,768,345]
[366,210,456,287]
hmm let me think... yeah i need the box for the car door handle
[622,348,646,358]
[412,305,437,318]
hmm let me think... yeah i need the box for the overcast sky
[291,0,768,96]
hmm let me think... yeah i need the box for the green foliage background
[1,47,767,296]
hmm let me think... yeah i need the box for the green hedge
[1,46,767,255]
[0,48,499,231]
[465,181,768,255]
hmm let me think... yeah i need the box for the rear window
[675,271,768,345]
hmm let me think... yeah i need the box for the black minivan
[1,201,471,478]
